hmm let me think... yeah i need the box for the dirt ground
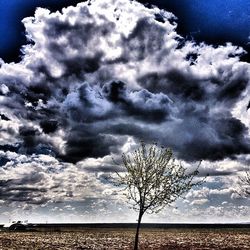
[0,228,249,250]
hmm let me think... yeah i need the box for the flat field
[0,228,249,250]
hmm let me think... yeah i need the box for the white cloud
[190,199,209,206]
[0,0,249,222]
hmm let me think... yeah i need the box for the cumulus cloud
[0,152,116,206]
[0,0,249,164]
[0,0,249,221]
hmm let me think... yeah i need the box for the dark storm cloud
[137,69,205,101]
[61,128,123,163]
[60,80,172,162]
[0,174,49,205]
[102,80,171,122]
[0,0,249,165]
[24,85,52,106]
[0,114,10,121]
[0,157,9,167]
[170,116,249,162]
[0,144,20,153]
[16,126,58,157]
[40,120,58,134]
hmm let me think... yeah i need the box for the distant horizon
[1,218,250,225]
[2,222,250,224]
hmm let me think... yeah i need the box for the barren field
[0,228,249,250]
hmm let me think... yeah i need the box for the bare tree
[115,142,203,250]
[238,171,250,197]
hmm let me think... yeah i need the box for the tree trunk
[134,211,143,250]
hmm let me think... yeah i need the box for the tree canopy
[114,141,204,250]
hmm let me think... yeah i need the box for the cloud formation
[0,0,249,221]
[0,0,249,165]
[0,151,115,206]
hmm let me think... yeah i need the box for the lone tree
[115,142,203,250]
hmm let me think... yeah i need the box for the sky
[0,0,249,223]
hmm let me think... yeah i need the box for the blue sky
[0,0,250,62]
[0,0,82,62]
[140,1,250,52]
